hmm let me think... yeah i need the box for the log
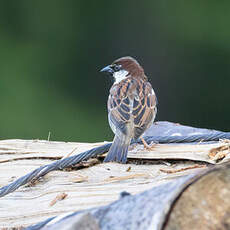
[0,136,229,228]
[33,163,230,230]
[164,163,230,230]
[29,173,197,230]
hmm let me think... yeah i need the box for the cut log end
[164,164,230,230]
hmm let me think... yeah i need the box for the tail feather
[104,135,130,163]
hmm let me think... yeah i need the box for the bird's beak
[100,65,114,74]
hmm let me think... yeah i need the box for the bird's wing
[132,81,157,139]
[107,79,132,136]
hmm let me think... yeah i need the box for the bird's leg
[140,137,156,150]
[128,143,138,151]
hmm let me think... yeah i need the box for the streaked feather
[104,56,157,163]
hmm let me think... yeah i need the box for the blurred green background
[0,1,229,142]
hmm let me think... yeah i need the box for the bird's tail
[104,135,130,163]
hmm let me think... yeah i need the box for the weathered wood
[1,160,206,228]
[0,139,229,228]
[33,163,230,230]
[34,173,197,230]
[42,212,100,230]
[0,139,229,164]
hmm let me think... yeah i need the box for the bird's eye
[113,64,122,72]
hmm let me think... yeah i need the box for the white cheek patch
[113,70,129,84]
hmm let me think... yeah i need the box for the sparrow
[100,56,157,163]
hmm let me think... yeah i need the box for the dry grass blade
[49,192,68,206]
[62,146,79,159]
[160,164,207,174]
[71,175,88,183]
[104,173,150,182]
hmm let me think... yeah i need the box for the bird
[100,56,157,163]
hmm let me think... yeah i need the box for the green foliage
[0,1,229,141]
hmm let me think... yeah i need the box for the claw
[140,137,156,150]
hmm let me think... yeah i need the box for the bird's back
[107,77,157,139]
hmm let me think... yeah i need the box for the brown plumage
[100,56,157,163]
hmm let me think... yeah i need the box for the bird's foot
[140,137,157,150]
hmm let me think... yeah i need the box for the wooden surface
[0,139,229,228]
[42,163,230,230]
[165,164,230,230]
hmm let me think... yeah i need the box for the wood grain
[0,139,229,228]
[165,164,230,230]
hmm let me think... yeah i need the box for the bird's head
[100,56,146,83]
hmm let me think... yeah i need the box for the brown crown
[113,56,146,79]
